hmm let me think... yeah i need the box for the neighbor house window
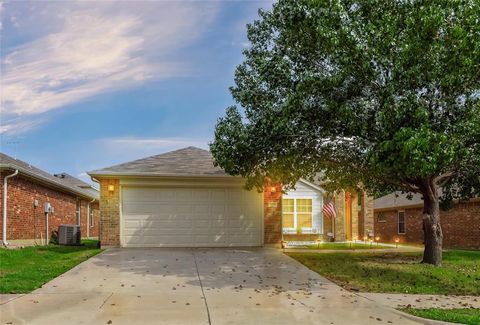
[377,213,386,223]
[89,208,94,228]
[282,198,313,230]
[76,199,81,225]
[398,211,406,234]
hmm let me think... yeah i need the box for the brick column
[263,183,282,245]
[334,191,346,241]
[99,179,120,247]
[351,193,359,240]
[364,194,374,237]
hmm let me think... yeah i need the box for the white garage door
[122,186,263,247]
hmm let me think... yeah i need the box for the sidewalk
[358,292,479,309]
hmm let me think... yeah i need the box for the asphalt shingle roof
[373,191,424,210]
[0,153,99,200]
[88,146,230,177]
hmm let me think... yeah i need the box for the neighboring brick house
[0,153,100,246]
[374,191,480,249]
[88,146,373,248]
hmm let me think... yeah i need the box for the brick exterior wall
[0,173,99,245]
[263,183,282,245]
[374,201,480,249]
[98,178,120,246]
[364,195,374,237]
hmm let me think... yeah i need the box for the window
[296,199,312,228]
[282,199,295,228]
[282,198,313,230]
[398,211,406,234]
[377,213,386,223]
[76,199,81,225]
[89,208,94,228]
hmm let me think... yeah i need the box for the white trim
[119,185,124,247]
[282,197,315,232]
[298,179,325,193]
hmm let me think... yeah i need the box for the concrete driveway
[0,248,425,325]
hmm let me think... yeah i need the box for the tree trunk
[420,181,443,266]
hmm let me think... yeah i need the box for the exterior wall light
[270,186,277,193]
[108,184,115,192]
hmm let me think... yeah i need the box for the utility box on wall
[58,224,81,245]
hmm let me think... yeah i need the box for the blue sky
[0,0,271,183]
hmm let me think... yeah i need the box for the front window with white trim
[282,198,313,233]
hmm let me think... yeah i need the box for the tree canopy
[210,0,480,265]
[211,0,480,198]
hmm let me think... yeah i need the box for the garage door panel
[210,190,226,201]
[122,186,262,247]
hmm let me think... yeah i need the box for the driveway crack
[99,292,114,309]
[192,249,212,325]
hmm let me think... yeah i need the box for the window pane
[296,199,312,213]
[282,199,294,213]
[297,213,312,228]
[282,213,294,228]
[398,211,405,222]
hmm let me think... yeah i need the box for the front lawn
[0,240,102,293]
[291,243,393,250]
[287,250,480,295]
[401,308,480,325]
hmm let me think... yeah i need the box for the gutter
[3,169,19,246]
[86,197,96,237]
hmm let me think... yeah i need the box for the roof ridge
[88,146,229,177]
[89,146,210,172]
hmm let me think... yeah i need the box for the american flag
[322,200,336,219]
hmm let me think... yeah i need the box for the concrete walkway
[359,293,480,309]
[1,248,428,324]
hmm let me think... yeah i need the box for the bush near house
[0,240,102,293]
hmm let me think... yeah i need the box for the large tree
[210,0,480,265]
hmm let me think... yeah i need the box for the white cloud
[0,118,46,135]
[0,1,220,134]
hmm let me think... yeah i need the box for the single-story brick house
[374,191,480,249]
[89,146,373,247]
[0,153,100,246]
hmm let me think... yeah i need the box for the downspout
[3,169,19,246]
[90,176,101,244]
[87,198,95,238]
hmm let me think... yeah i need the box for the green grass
[297,243,393,250]
[287,250,480,295]
[401,308,480,325]
[0,240,103,293]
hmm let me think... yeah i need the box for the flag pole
[332,193,335,241]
